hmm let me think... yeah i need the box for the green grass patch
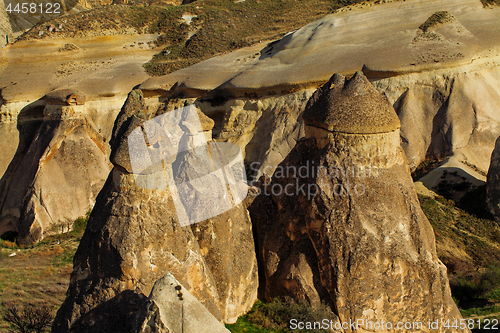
[461,304,500,318]
[419,194,500,268]
[419,193,500,320]
[0,218,84,332]
[226,316,276,333]
[226,298,336,333]
[72,211,90,235]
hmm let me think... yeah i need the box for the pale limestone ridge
[303,72,400,134]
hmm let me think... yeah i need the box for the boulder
[487,136,500,222]
[250,72,467,331]
[135,273,230,333]
[52,90,258,332]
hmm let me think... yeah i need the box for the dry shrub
[2,302,53,333]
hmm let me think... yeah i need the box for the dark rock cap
[303,71,400,134]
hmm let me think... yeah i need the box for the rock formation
[487,136,500,222]
[0,89,111,243]
[1,0,499,244]
[135,273,230,333]
[0,34,160,242]
[250,72,467,331]
[52,90,258,332]
[139,0,500,179]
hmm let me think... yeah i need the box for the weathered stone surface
[0,102,110,243]
[303,72,400,134]
[0,33,163,240]
[137,0,500,185]
[250,73,467,331]
[140,0,500,93]
[52,91,258,332]
[135,273,230,333]
[377,66,500,172]
[487,136,500,222]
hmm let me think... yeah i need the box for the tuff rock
[0,93,111,243]
[52,90,258,332]
[250,72,467,332]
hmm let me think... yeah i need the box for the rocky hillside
[0,0,399,243]
[138,0,500,188]
[52,90,258,331]
[0,0,499,331]
[52,71,469,332]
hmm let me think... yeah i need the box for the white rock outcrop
[136,273,231,333]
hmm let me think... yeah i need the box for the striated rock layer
[52,90,258,332]
[250,72,467,332]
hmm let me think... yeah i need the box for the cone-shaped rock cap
[303,71,400,134]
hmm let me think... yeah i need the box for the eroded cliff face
[2,0,500,244]
[0,33,160,242]
[250,72,466,332]
[0,91,111,243]
[138,0,500,179]
[375,64,500,172]
[52,90,258,332]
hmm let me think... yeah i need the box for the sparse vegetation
[419,194,500,268]
[58,43,80,52]
[481,0,500,7]
[226,298,336,333]
[419,193,500,322]
[412,157,444,181]
[3,302,53,333]
[72,211,90,235]
[17,0,389,77]
[0,213,89,332]
[419,11,456,32]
